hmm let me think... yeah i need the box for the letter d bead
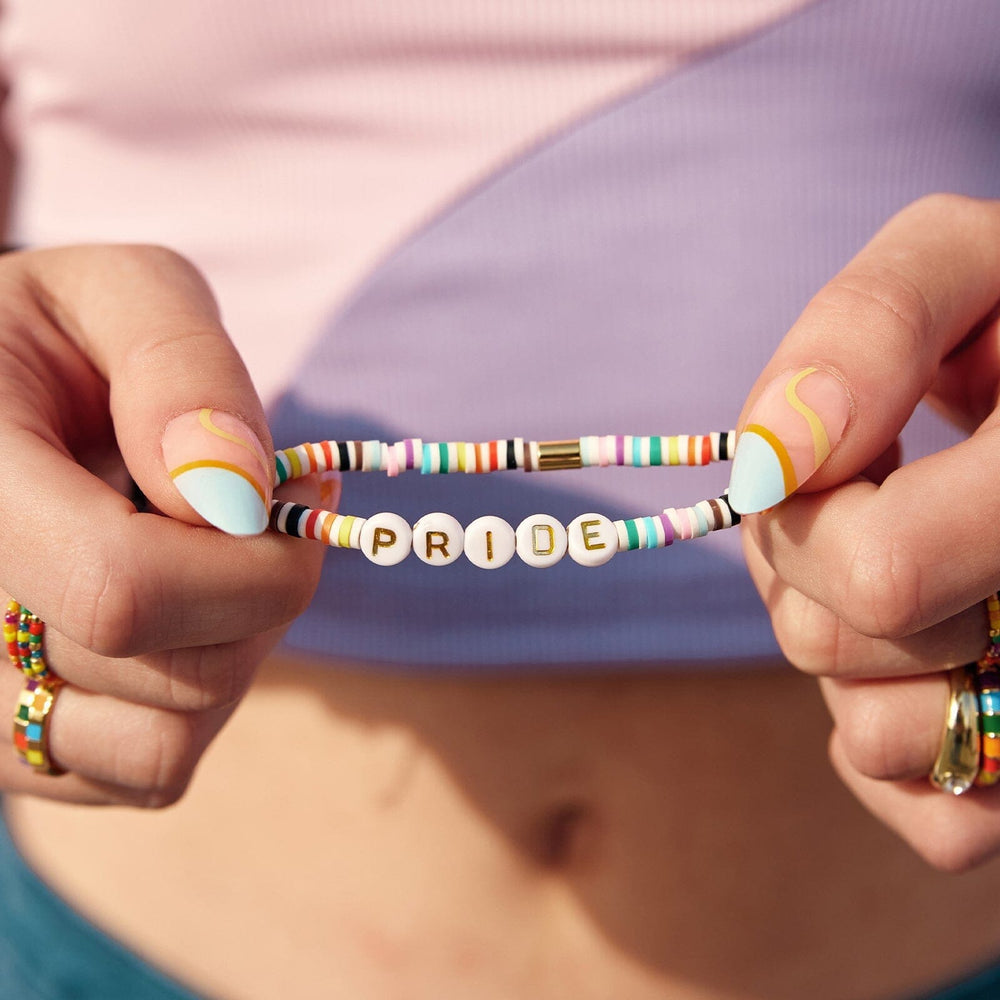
[515,514,567,568]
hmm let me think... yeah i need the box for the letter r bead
[413,512,464,565]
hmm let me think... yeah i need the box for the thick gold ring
[12,675,65,776]
[930,664,980,795]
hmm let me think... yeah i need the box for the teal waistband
[0,800,205,1000]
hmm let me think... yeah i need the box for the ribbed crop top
[2,0,998,668]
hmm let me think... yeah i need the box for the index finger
[1,439,323,656]
[729,194,1000,515]
[729,195,1000,636]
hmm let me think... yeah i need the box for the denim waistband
[2,796,999,999]
[0,799,205,1000]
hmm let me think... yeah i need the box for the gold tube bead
[536,439,583,471]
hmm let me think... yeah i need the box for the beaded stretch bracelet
[976,593,1000,786]
[4,600,51,679]
[275,432,733,481]
[270,432,740,569]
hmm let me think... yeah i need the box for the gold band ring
[930,664,980,795]
[12,675,65,776]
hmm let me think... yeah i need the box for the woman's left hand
[732,194,1000,871]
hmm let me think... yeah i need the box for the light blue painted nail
[172,467,269,536]
[727,431,789,515]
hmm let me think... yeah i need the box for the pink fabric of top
[0,0,811,404]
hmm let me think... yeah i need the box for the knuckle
[837,532,923,640]
[821,267,934,373]
[115,712,200,806]
[835,694,918,781]
[58,543,146,659]
[164,646,253,712]
[770,596,841,676]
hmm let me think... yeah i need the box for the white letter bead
[360,512,412,566]
[464,516,515,569]
[413,512,464,565]
[515,514,567,568]
[567,513,618,567]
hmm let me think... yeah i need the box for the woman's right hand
[0,244,327,806]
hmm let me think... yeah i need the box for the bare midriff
[8,655,1000,1000]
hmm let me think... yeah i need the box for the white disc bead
[515,515,567,568]
[567,513,617,567]
[413,512,465,566]
[464,516,516,569]
[359,512,412,566]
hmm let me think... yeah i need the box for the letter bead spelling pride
[464,516,516,570]
[359,513,412,567]
[268,430,740,569]
[414,512,464,566]
[516,514,568,569]
[567,514,617,567]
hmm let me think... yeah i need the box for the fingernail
[728,367,850,515]
[162,408,272,535]
[318,470,342,509]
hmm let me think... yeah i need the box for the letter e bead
[567,513,617,567]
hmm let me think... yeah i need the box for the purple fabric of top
[271,0,1000,669]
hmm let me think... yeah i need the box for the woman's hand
[731,194,1000,870]
[0,244,327,806]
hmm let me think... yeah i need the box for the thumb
[727,194,1000,515]
[28,245,273,535]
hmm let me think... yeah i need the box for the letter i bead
[464,516,517,569]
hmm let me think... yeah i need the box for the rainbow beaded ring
[12,676,64,775]
[931,593,1000,794]
[4,600,52,679]
[976,593,1000,787]
[270,432,739,569]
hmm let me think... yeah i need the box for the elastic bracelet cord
[976,594,1000,786]
[275,432,733,482]
[4,600,52,679]
[269,431,739,570]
